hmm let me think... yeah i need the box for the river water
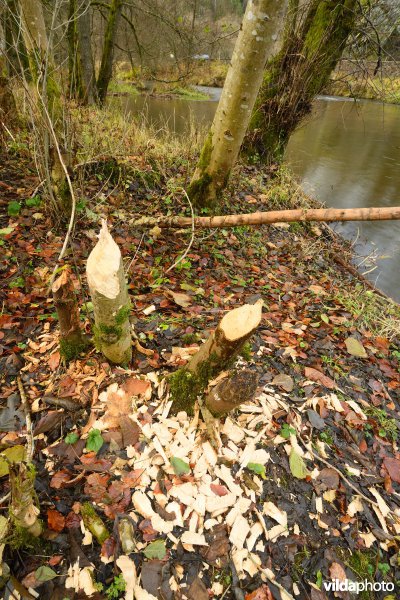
[115,89,400,301]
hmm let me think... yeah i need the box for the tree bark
[206,369,259,415]
[188,0,288,209]
[244,0,358,163]
[169,301,262,414]
[96,0,122,104]
[19,0,70,212]
[130,206,400,229]
[67,0,83,100]
[77,0,97,104]
[86,220,132,365]
[52,267,88,361]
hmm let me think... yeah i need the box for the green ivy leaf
[246,462,266,479]
[86,429,104,453]
[289,449,309,480]
[35,566,57,582]
[280,424,296,439]
[7,201,21,216]
[65,432,79,445]
[170,457,190,476]
[26,196,41,207]
[143,539,166,559]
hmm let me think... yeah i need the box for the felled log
[86,220,132,365]
[169,300,262,413]
[206,369,259,416]
[130,206,400,230]
[52,266,88,361]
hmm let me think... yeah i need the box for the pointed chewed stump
[206,369,259,416]
[52,266,88,361]
[169,300,263,414]
[86,220,132,365]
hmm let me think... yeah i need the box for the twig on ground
[17,376,33,462]
[165,188,195,274]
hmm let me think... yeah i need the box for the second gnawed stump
[169,300,263,413]
[52,266,88,361]
[86,220,132,365]
[206,369,259,416]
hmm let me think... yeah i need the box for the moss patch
[60,335,90,362]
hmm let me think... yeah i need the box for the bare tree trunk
[130,205,400,229]
[188,0,288,209]
[67,0,83,100]
[77,0,97,104]
[169,301,262,413]
[52,267,88,361]
[86,221,132,365]
[97,0,122,104]
[18,0,70,213]
[0,20,17,144]
[3,0,30,78]
[244,0,359,163]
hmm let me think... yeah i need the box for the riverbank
[114,59,400,105]
[2,111,400,598]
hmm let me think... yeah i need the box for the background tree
[244,0,359,164]
[97,0,123,104]
[18,0,70,212]
[188,0,288,209]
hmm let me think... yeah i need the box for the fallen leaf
[50,469,72,489]
[272,373,294,392]
[304,367,336,389]
[0,445,25,477]
[33,411,64,436]
[329,561,346,582]
[345,337,367,358]
[47,509,65,532]
[170,457,190,475]
[315,468,340,490]
[48,351,60,371]
[383,457,400,483]
[210,483,229,496]
[245,585,274,600]
[35,566,57,582]
[289,449,309,479]
[123,377,151,397]
[143,539,166,559]
[165,290,192,308]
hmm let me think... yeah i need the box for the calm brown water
[116,91,400,301]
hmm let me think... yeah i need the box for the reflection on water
[285,99,400,301]
[114,89,400,301]
[111,88,220,136]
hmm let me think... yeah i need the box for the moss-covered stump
[86,220,132,365]
[52,266,89,361]
[206,369,259,416]
[169,300,263,414]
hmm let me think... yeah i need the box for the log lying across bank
[131,206,400,229]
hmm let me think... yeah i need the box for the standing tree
[188,0,288,209]
[18,0,71,212]
[244,0,359,163]
[76,0,97,104]
[97,0,123,104]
